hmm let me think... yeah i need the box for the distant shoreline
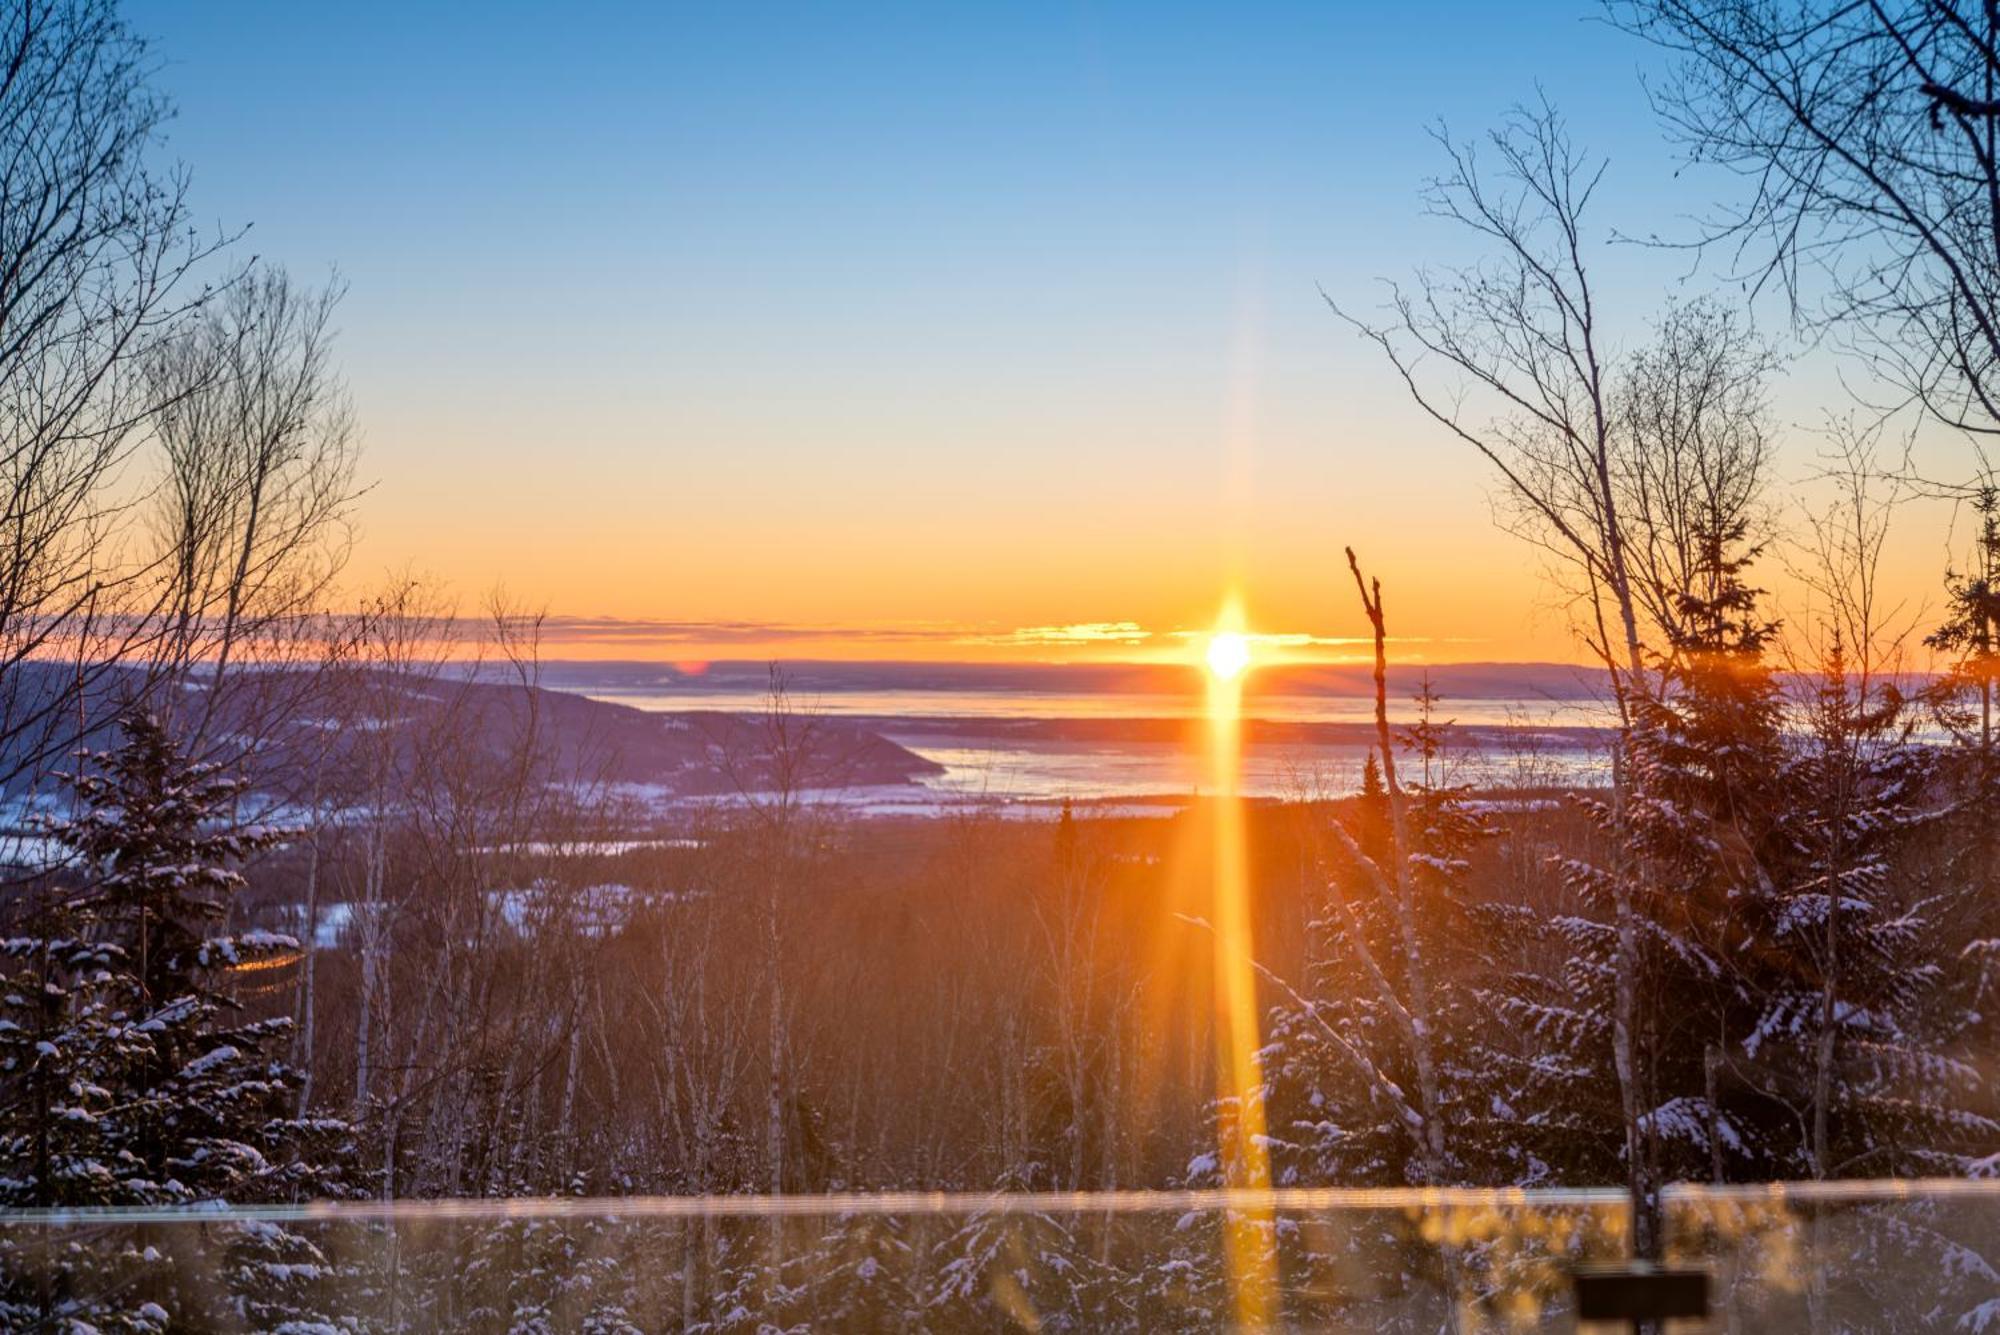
[862,713,1615,747]
[526,656,1620,701]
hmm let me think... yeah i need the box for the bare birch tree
[1614,0,2000,446]
[708,667,840,1208]
[1331,102,1652,702]
[0,0,229,791]
[1331,100,1666,1257]
[144,265,358,756]
[1615,298,1779,646]
[340,579,453,1139]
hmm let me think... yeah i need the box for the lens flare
[1203,599,1275,1327]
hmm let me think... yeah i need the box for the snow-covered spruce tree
[1499,524,1790,1203]
[1481,798,1651,1194]
[1739,636,2000,1329]
[456,1175,644,1335]
[1246,673,1514,1326]
[0,889,164,1331]
[923,1173,1114,1335]
[0,710,357,1330]
[1623,521,1791,1183]
[792,1210,923,1331]
[1923,483,2000,820]
[1295,789,1517,1320]
[1261,781,1496,1188]
[1922,485,2000,1117]
[1749,640,1991,1180]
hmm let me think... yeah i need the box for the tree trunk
[295,823,321,1114]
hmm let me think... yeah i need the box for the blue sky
[124,2,1889,661]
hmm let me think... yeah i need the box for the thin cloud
[963,622,1155,647]
[536,616,966,646]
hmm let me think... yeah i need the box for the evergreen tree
[1619,523,1787,1184]
[0,710,357,1330]
[1491,523,1789,1196]
[1743,638,1986,1178]
[1261,777,1498,1188]
[1356,750,1390,864]
[1918,490,2000,1248]
[924,1168,1113,1332]
[0,892,166,1333]
[1257,673,1508,1313]
[1397,674,1451,792]
[0,904,147,1208]
[458,1176,644,1335]
[1923,484,2000,1006]
[797,1211,922,1331]
[1924,483,2000,786]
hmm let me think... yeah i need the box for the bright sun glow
[1205,630,1252,680]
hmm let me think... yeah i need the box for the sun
[1205,630,1252,681]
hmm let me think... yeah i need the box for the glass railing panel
[0,1182,1991,1330]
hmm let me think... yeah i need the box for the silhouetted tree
[1614,0,2000,439]
[0,0,229,794]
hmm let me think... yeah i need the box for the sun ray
[1203,596,1276,1327]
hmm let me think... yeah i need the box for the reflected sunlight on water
[573,679,1617,806]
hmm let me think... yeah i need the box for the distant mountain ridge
[0,662,943,798]
[532,658,1616,701]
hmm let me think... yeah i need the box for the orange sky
[350,427,1968,669]
[349,396,1575,664]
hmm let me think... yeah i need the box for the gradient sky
[125,2,1974,664]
